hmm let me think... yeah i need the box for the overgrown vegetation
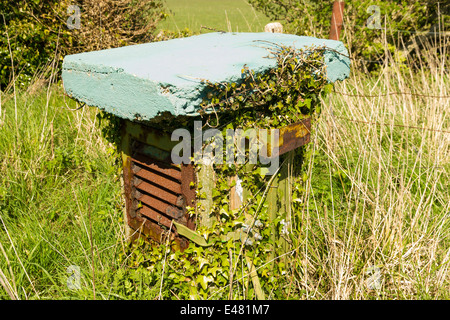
[114,45,332,299]
[0,86,124,299]
[0,0,167,89]
[198,45,331,126]
[0,2,449,300]
[249,0,450,71]
[101,37,449,299]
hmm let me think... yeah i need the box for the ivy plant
[114,44,333,299]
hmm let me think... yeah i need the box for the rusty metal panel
[181,163,196,231]
[277,117,311,156]
[139,205,178,228]
[137,193,184,219]
[121,118,310,251]
[134,178,180,204]
[121,120,195,251]
[259,117,311,159]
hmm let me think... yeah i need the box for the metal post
[329,0,345,41]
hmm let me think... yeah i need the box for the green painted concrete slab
[62,32,350,121]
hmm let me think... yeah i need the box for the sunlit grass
[158,0,271,33]
[0,85,125,299]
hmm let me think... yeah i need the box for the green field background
[159,0,271,33]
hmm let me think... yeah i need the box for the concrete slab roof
[62,32,351,121]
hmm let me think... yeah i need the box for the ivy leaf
[304,98,312,110]
[208,266,221,278]
[212,188,221,198]
[197,275,214,290]
[197,256,210,270]
[220,207,230,217]
[189,285,198,300]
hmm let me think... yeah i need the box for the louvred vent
[126,139,196,249]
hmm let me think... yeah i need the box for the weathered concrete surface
[62,32,350,121]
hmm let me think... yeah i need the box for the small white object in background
[235,175,243,202]
[264,22,283,33]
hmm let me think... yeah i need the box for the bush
[0,0,167,90]
[68,0,167,52]
[248,0,450,71]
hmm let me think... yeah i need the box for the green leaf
[197,257,210,270]
[197,275,214,290]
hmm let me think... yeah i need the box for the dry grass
[288,38,449,299]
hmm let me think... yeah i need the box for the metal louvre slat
[133,165,182,194]
[131,154,182,181]
[136,193,184,219]
[139,204,174,228]
[134,179,180,205]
